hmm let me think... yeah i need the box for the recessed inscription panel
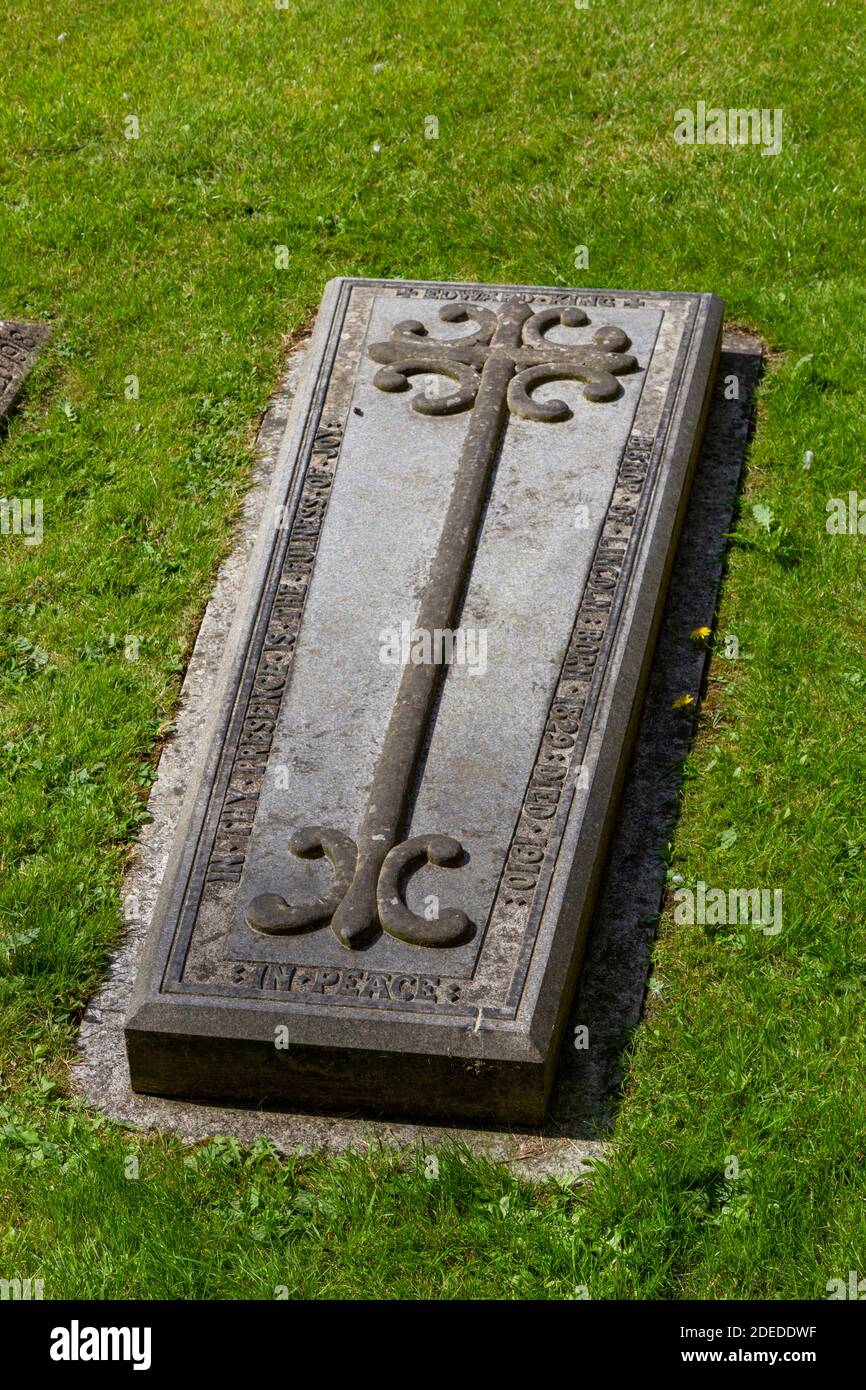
[225,298,663,975]
[126,278,722,1123]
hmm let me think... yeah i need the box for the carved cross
[246,297,637,948]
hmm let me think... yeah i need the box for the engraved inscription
[229,960,462,1005]
[206,422,344,883]
[499,434,654,916]
[392,286,646,311]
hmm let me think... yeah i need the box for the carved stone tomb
[126,278,723,1123]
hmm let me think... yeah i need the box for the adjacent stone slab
[126,277,723,1124]
[0,321,50,420]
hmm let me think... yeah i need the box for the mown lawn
[1,0,864,1299]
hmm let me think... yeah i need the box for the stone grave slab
[0,321,50,421]
[126,277,723,1124]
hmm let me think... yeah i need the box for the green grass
[1,0,864,1299]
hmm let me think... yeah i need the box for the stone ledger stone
[0,321,50,421]
[125,277,723,1124]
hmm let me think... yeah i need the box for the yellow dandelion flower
[690,625,712,642]
[672,694,695,711]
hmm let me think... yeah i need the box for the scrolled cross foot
[245,828,472,949]
[377,834,472,947]
[244,827,357,935]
